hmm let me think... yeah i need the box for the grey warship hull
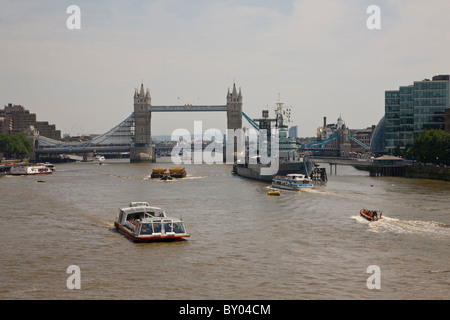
[233,159,315,182]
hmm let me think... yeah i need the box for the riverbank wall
[405,165,450,182]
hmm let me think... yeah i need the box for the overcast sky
[1,0,449,137]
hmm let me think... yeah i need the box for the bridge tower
[130,82,155,162]
[226,83,243,130]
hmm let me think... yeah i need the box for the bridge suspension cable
[349,135,369,149]
[35,113,135,150]
[242,112,260,131]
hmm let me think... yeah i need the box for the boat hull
[234,160,314,182]
[271,183,313,191]
[114,222,190,242]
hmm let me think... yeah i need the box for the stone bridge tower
[130,82,155,162]
[226,83,243,130]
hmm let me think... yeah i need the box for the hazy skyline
[1,0,449,138]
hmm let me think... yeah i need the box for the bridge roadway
[310,156,373,174]
[310,156,373,167]
[151,105,227,112]
[35,145,131,154]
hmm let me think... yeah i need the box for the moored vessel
[234,102,315,181]
[114,202,190,242]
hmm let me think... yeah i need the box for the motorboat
[272,173,313,191]
[360,209,383,221]
[114,202,190,242]
[10,163,53,175]
[160,171,173,181]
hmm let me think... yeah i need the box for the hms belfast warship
[233,102,315,182]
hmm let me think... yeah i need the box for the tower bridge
[34,82,243,162]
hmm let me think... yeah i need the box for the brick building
[0,104,61,140]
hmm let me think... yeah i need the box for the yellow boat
[268,190,281,196]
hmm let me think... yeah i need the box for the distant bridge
[242,112,369,152]
[301,134,369,152]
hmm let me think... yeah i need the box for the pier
[310,156,409,177]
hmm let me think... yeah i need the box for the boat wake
[352,215,450,237]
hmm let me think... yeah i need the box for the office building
[385,75,449,152]
[288,125,298,138]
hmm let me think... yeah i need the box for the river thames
[1,159,449,299]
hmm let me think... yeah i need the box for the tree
[407,129,450,165]
[0,133,33,159]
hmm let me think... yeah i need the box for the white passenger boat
[44,162,55,171]
[272,173,313,191]
[10,163,53,175]
[114,202,190,242]
[37,162,55,172]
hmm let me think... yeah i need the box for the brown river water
[1,159,449,299]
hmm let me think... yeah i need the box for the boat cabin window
[150,210,165,217]
[153,222,162,233]
[129,202,149,207]
[173,222,185,234]
[138,221,185,235]
[140,223,153,235]
[163,221,173,233]
[126,211,162,222]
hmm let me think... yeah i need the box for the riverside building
[385,75,449,152]
[0,104,61,140]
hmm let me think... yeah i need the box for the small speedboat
[114,202,190,242]
[272,173,313,191]
[360,209,383,221]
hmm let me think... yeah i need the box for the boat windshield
[139,221,185,235]
[173,222,185,233]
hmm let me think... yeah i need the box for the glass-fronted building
[399,85,414,147]
[385,75,449,152]
[385,90,400,150]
